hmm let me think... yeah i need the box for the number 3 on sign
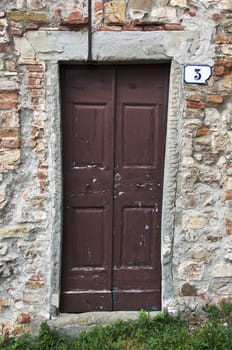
[194,68,201,81]
[184,65,212,84]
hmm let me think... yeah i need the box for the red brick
[164,23,184,30]
[67,10,82,22]
[11,27,23,36]
[186,100,204,109]
[95,11,103,18]
[0,138,20,149]
[0,44,8,53]
[226,220,232,235]
[26,65,44,72]
[30,88,44,97]
[225,191,232,200]
[215,34,230,44]
[214,66,225,75]
[206,95,224,104]
[20,313,31,324]
[38,161,48,169]
[212,13,223,21]
[28,72,44,78]
[196,128,210,137]
[95,2,103,12]
[0,91,18,109]
[0,130,18,138]
[30,274,44,281]
[122,24,143,31]
[132,20,164,26]
[24,104,45,111]
[6,61,16,72]
[143,25,165,31]
[28,77,42,86]
[216,58,232,68]
[183,9,196,17]
[63,11,88,25]
[26,23,39,30]
[39,180,48,193]
[38,169,47,180]
[54,8,62,21]
[3,327,10,342]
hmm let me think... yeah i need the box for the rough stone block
[182,192,198,209]
[151,6,177,22]
[186,92,202,102]
[104,1,126,23]
[0,149,20,171]
[217,74,232,94]
[12,325,28,337]
[0,242,8,255]
[182,133,192,156]
[9,10,49,24]
[212,262,232,277]
[0,185,6,209]
[0,226,29,237]
[0,18,9,44]
[217,0,232,10]
[0,79,18,91]
[128,0,153,19]
[181,283,197,296]
[181,263,204,280]
[0,111,19,129]
[187,246,214,262]
[183,215,206,230]
[0,298,8,310]
[205,108,221,126]
[170,0,187,7]
[221,44,232,56]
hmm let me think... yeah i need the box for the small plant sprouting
[1,304,232,350]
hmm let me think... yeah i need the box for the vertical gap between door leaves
[111,67,117,310]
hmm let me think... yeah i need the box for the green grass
[1,303,232,350]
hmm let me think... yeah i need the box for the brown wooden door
[60,65,169,313]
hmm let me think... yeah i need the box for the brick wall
[0,0,231,337]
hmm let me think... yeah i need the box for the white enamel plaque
[184,65,212,84]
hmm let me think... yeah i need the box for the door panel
[61,67,114,312]
[113,66,168,311]
[61,65,169,312]
[122,106,156,166]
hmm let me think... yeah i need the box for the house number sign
[184,64,212,84]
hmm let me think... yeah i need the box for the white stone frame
[15,29,209,314]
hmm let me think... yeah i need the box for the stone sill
[47,311,160,337]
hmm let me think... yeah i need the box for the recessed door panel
[72,105,106,167]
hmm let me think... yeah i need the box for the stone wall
[0,0,231,337]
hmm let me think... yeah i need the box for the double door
[60,65,169,312]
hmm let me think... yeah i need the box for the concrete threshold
[48,311,160,337]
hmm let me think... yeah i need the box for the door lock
[114,173,121,181]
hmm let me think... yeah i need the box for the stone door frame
[14,28,213,315]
